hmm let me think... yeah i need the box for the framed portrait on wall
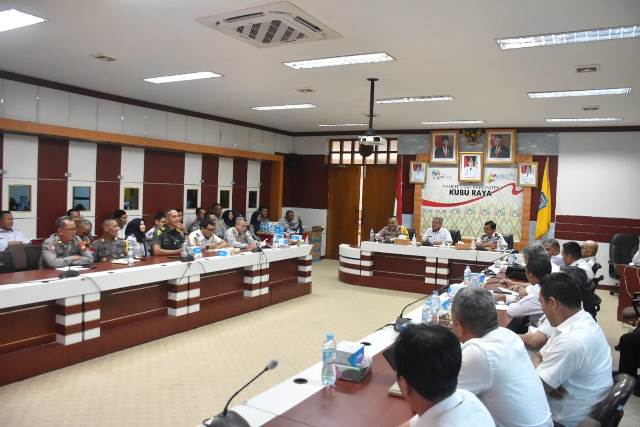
[517,162,538,187]
[8,185,32,212]
[72,186,91,211]
[486,129,516,164]
[459,152,484,183]
[409,161,427,184]
[430,130,458,164]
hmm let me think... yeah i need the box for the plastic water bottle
[369,229,374,242]
[464,266,471,286]
[422,299,433,324]
[411,234,417,245]
[127,248,134,267]
[180,241,189,259]
[321,333,337,387]
[431,290,440,324]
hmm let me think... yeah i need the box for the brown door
[326,166,361,259]
[361,166,397,239]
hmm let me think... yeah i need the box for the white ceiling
[0,0,639,133]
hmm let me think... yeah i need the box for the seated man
[66,208,82,225]
[452,287,552,427]
[258,206,270,222]
[76,219,93,245]
[188,207,207,233]
[225,218,257,250]
[421,216,452,246]
[542,239,564,268]
[500,243,552,328]
[189,218,228,250]
[278,210,303,233]
[151,209,185,256]
[633,248,640,265]
[535,272,612,427]
[92,218,126,262]
[40,216,93,268]
[580,240,598,265]
[561,241,594,281]
[475,220,507,250]
[0,210,30,251]
[145,211,166,239]
[378,216,403,241]
[113,209,128,239]
[209,203,227,238]
[395,324,495,427]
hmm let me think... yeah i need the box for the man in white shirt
[543,239,564,268]
[500,244,553,328]
[188,218,227,250]
[421,217,453,246]
[535,272,613,427]
[452,287,552,427]
[0,210,30,251]
[561,241,594,282]
[580,240,598,266]
[395,324,494,427]
[475,220,507,250]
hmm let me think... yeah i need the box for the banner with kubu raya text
[421,166,524,241]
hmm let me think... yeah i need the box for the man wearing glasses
[188,218,228,250]
[41,216,93,268]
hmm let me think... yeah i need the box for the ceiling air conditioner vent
[196,1,341,48]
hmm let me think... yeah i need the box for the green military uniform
[40,234,93,268]
[151,226,185,254]
[92,236,127,262]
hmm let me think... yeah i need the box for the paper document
[55,266,89,271]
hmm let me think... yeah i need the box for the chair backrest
[591,373,636,427]
[503,234,514,250]
[24,245,43,271]
[609,234,639,278]
[592,262,602,275]
[449,229,461,245]
[6,244,28,271]
[0,250,15,273]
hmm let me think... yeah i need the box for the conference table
[339,241,510,293]
[0,244,313,386]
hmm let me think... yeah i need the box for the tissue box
[335,341,364,367]
[335,357,372,383]
[216,248,231,257]
[290,234,303,242]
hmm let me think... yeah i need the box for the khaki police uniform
[40,234,93,268]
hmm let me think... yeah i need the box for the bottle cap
[326,333,334,339]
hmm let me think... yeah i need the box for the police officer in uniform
[40,216,93,268]
[92,218,127,262]
[151,209,185,255]
[475,220,507,250]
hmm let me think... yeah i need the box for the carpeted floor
[0,259,638,426]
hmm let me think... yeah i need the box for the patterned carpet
[0,259,638,427]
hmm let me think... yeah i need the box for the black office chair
[0,251,14,273]
[582,279,602,321]
[502,234,514,250]
[25,244,43,271]
[592,262,604,288]
[589,374,636,427]
[608,234,639,295]
[6,244,29,271]
[449,229,461,245]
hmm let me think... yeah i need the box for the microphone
[58,259,80,279]
[202,360,278,427]
[393,285,450,331]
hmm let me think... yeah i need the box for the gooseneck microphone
[58,259,80,279]
[203,360,278,427]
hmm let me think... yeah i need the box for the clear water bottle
[411,234,417,245]
[369,229,374,242]
[464,266,471,286]
[431,290,440,324]
[321,333,337,387]
[127,248,134,267]
[181,241,189,259]
[422,298,433,324]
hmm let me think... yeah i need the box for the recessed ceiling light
[545,117,622,123]
[143,71,222,84]
[251,104,316,111]
[0,9,47,33]
[582,106,600,111]
[283,52,394,70]
[528,88,631,99]
[377,96,454,104]
[496,25,640,49]
[317,123,368,127]
[421,120,486,125]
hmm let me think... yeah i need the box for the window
[248,190,258,209]
[186,189,198,209]
[123,188,140,210]
[219,190,230,209]
[329,138,398,165]
[72,186,91,211]
[8,185,31,212]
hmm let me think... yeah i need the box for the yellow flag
[535,158,552,239]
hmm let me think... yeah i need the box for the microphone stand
[58,259,80,279]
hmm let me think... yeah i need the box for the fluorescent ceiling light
[0,9,47,32]
[377,96,454,104]
[497,25,640,49]
[317,123,368,127]
[144,71,222,84]
[545,117,622,123]
[251,104,316,111]
[421,120,486,125]
[283,52,394,70]
[529,88,631,99]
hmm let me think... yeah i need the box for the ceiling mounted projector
[358,135,387,146]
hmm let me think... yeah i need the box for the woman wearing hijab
[221,210,235,232]
[249,211,262,240]
[124,218,148,258]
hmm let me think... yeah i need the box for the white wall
[2,134,38,237]
[557,132,640,219]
